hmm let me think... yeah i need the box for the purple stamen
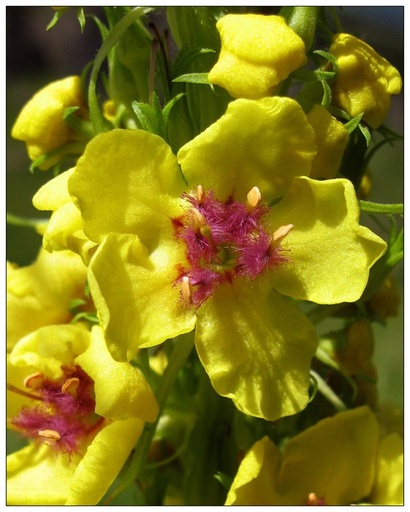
[175,187,291,307]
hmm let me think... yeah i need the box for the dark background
[6,6,404,405]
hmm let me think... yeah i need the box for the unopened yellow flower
[7,248,88,352]
[306,104,349,179]
[330,33,402,129]
[226,406,380,505]
[208,14,307,99]
[65,96,386,422]
[7,324,158,505]
[11,76,86,170]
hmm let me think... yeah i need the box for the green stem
[103,332,195,504]
[7,212,48,230]
[360,200,403,215]
[310,369,347,412]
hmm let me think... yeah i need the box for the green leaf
[320,78,332,109]
[359,123,372,147]
[29,141,87,172]
[172,48,215,79]
[344,113,364,134]
[76,7,86,32]
[132,92,166,137]
[214,472,233,491]
[46,8,70,31]
[314,49,338,69]
[162,93,185,126]
[173,73,210,84]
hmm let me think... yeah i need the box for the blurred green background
[6,7,403,407]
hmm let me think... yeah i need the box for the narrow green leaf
[344,113,363,134]
[76,7,86,32]
[173,73,210,84]
[46,8,70,31]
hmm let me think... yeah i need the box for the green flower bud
[282,6,320,52]
[105,7,153,111]
[167,7,232,143]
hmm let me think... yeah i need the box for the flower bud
[105,9,152,110]
[330,33,402,129]
[208,13,307,99]
[11,76,86,170]
[285,6,320,52]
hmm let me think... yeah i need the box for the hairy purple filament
[10,366,101,455]
[175,189,288,307]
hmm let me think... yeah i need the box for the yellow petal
[33,168,75,210]
[88,232,196,361]
[370,433,403,505]
[209,14,307,99]
[226,436,279,505]
[306,104,349,179]
[7,443,78,505]
[66,418,144,505]
[270,177,387,303]
[9,324,91,380]
[227,406,380,505]
[7,247,87,351]
[33,169,97,262]
[69,129,186,250]
[195,279,317,421]
[178,97,316,203]
[75,325,159,422]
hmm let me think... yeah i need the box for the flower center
[8,365,103,455]
[174,186,292,307]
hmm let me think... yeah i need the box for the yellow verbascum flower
[11,76,87,170]
[7,324,159,505]
[208,14,307,99]
[225,406,380,505]
[306,104,349,179]
[7,248,88,352]
[330,33,402,129]
[61,96,387,423]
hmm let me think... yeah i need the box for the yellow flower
[208,14,307,99]
[7,324,158,505]
[306,104,349,179]
[7,248,88,352]
[64,97,386,422]
[11,76,87,170]
[330,33,402,129]
[226,406,380,505]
